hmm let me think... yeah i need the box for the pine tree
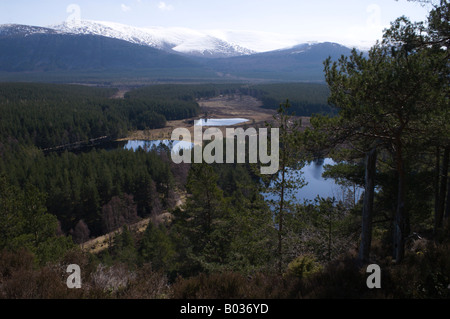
[264,100,306,273]
[322,7,447,262]
[139,222,175,271]
[174,163,231,273]
[112,225,138,266]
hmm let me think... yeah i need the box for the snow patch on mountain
[0,24,57,37]
[50,20,255,58]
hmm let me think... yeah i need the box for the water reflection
[301,158,340,201]
[309,158,326,180]
[266,158,363,203]
[124,140,193,153]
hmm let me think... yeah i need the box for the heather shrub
[120,264,171,299]
[286,254,323,279]
[172,272,248,299]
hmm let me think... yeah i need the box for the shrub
[286,254,323,279]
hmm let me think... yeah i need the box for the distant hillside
[205,42,355,82]
[0,35,185,71]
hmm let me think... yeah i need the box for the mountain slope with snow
[0,24,218,80]
[51,20,255,58]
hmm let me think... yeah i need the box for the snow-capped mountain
[0,22,360,82]
[50,20,255,58]
[0,24,57,37]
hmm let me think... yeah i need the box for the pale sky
[0,0,434,49]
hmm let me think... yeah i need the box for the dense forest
[0,1,449,301]
[0,82,204,149]
[126,82,333,116]
[239,82,335,116]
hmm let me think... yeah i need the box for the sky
[0,0,434,50]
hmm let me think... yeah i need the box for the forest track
[81,193,185,254]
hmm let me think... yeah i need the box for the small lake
[195,118,250,126]
[263,158,363,204]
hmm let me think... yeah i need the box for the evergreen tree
[173,163,231,274]
[112,225,138,266]
[321,5,448,262]
[0,176,74,264]
[139,222,175,271]
[264,100,306,274]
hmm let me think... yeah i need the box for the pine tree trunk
[358,147,377,264]
[394,146,406,263]
[277,156,286,275]
[435,146,449,231]
[328,210,332,261]
[434,147,441,221]
[445,176,450,220]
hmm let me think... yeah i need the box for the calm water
[262,159,345,204]
[195,118,250,126]
[294,158,361,202]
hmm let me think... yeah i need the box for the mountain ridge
[0,22,359,82]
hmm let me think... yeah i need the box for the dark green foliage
[288,197,360,263]
[0,146,175,237]
[239,83,334,116]
[0,83,126,148]
[170,161,276,277]
[323,161,366,188]
[125,83,233,101]
[139,222,175,271]
[172,163,231,274]
[0,176,74,264]
[318,4,449,262]
[0,83,206,149]
[136,111,167,130]
[111,226,139,267]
